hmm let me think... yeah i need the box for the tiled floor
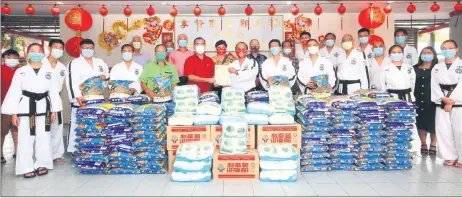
[2,132,462,196]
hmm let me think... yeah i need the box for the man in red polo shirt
[184,37,215,93]
[1,49,20,163]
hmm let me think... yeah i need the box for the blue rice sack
[296,95,328,110]
[301,158,331,165]
[107,104,134,118]
[332,122,358,130]
[355,151,382,158]
[384,164,412,170]
[244,113,269,125]
[199,91,220,104]
[299,110,332,119]
[301,144,328,152]
[194,114,220,125]
[302,131,331,139]
[355,157,382,165]
[151,75,173,103]
[129,116,166,124]
[133,136,167,147]
[139,166,167,174]
[385,135,413,143]
[301,164,330,172]
[387,109,417,117]
[358,123,385,130]
[107,137,133,146]
[246,90,269,103]
[356,129,386,137]
[268,75,290,88]
[302,125,332,132]
[134,104,166,117]
[260,170,298,182]
[108,80,132,100]
[108,144,133,153]
[330,158,356,164]
[107,151,135,161]
[383,156,412,165]
[132,130,164,139]
[77,138,107,147]
[329,130,356,137]
[136,159,167,167]
[195,102,222,116]
[127,94,151,104]
[77,104,113,118]
[133,145,167,153]
[297,117,332,126]
[329,137,356,145]
[78,146,108,154]
[76,131,102,138]
[135,152,167,160]
[330,163,358,171]
[329,108,359,116]
[358,116,385,123]
[258,144,298,161]
[107,161,138,169]
[385,117,416,123]
[108,168,139,174]
[328,151,355,158]
[383,149,411,157]
[357,136,387,144]
[357,163,385,171]
[74,153,108,162]
[171,170,212,182]
[76,123,104,133]
[329,97,358,109]
[74,161,106,169]
[386,142,412,150]
[356,144,386,152]
[327,144,356,153]
[131,123,164,131]
[302,138,329,145]
[247,102,274,116]
[79,169,107,174]
[103,123,130,131]
[359,109,386,117]
[80,75,104,99]
[300,152,330,159]
[331,115,360,123]
[385,123,414,130]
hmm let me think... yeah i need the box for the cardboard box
[256,124,302,149]
[166,126,211,150]
[211,125,255,149]
[212,149,259,179]
[168,150,176,172]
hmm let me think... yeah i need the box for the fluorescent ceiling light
[286,1,292,5]
[55,1,64,5]
[161,2,167,5]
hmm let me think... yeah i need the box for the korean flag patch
[456,66,462,74]
[60,69,65,76]
[45,72,52,80]
[282,64,287,71]
[406,53,412,59]
[99,66,103,72]
[351,59,356,65]
[135,69,139,75]
[319,64,324,71]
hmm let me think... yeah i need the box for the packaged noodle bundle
[269,86,295,116]
[221,87,246,117]
[152,75,173,103]
[258,144,298,182]
[171,142,213,182]
[173,85,199,115]
[220,120,248,154]
[80,75,105,106]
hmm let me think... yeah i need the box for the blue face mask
[28,52,44,62]
[395,36,406,44]
[81,49,94,58]
[373,48,384,56]
[122,52,133,61]
[441,49,457,59]
[359,37,369,44]
[167,48,174,53]
[325,39,335,47]
[390,53,404,61]
[283,48,292,55]
[178,40,187,48]
[270,47,280,55]
[420,54,434,62]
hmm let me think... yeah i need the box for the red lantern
[268,4,276,15]
[65,36,84,58]
[314,4,323,15]
[2,3,12,15]
[431,2,440,12]
[99,5,108,16]
[358,6,385,29]
[407,3,416,29]
[338,3,346,30]
[383,4,392,29]
[218,5,226,16]
[64,7,93,32]
[369,35,384,46]
[147,5,155,16]
[25,4,35,15]
[455,1,462,11]
[170,6,178,17]
[50,4,60,16]
[194,5,201,16]
[291,4,299,15]
[245,4,253,16]
[124,5,132,16]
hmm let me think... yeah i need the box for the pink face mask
[217,47,226,56]
[236,49,248,58]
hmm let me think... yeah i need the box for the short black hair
[165,40,174,45]
[27,43,43,53]
[442,39,458,48]
[155,44,166,52]
[416,46,438,67]
[308,39,319,44]
[193,37,205,45]
[325,32,336,40]
[300,31,311,39]
[388,44,404,55]
[48,39,65,48]
[358,28,370,35]
[394,28,408,37]
[215,40,227,48]
[121,44,134,52]
[235,42,248,50]
[80,39,95,46]
[2,49,19,58]
[268,39,281,48]
[282,40,293,47]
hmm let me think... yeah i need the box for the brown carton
[256,124,302,149]
[212,149,259,179]
[210,125,255,149]
[166,126,211,150]
[168,150,176,172]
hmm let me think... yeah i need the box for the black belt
[336,80,360,95]
[58,111,62,125]
[439,84,460,109]
[387,88,412,102]
[17,90,51,136]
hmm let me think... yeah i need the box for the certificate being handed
[214,65,231,86]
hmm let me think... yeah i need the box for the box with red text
[256,125,302,149]
[212,149,259,179]
[166,126,211,150]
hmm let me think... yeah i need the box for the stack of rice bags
[220,120,248,154]
[268,86,296,125]
[130,104,168,174]
[258,144,299,182]
[151,76,175,117]
[80,75,106,106]
[245,91,272,125]
[171,142,213,182]
[194,92,221,125]
[169,85,199,126]
[328,96,359,171]
[73,104,112,174]
[220,87,246,122]
[381,98,415,170]
[296,96,332,172]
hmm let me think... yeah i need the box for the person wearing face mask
[184,37,215,93]
[369,40,391,90]
[41,39,67,163]
[1,43,61,178]
[431,40,462,168]
[140,44,179,99]
[379,45,416,102]
[282,40,300,95]
[297,39,336,95]
[318,35,326,49]
[65,39,109,153]
[260,39,296,90]
[319,33,345,77]
[228,42,258,93]
[168,33,194,86]
[131,36,151,67]
[165,40,175,60]
[212,40,236,65]
[413,46,438,155]
[357,28,374,62]
[394,28,418,66]
[247,39,267,91]
[110,44,143,95]
[295,31,312,61]
[335,34,368,95]
[1,49,21,164]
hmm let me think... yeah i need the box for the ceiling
[1,0,458,15]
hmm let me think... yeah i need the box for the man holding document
[227,42,259,93]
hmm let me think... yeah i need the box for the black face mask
[251,46,259,53]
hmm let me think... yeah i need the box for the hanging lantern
[430,2,440,27]
[358,5,385,30]
[147,5,155,16]
[245,4,253,30]
[268,4,276,31]
[314,4,323,29]
[50,4,60,15]
[407,3,416,29]
[291,4,299,15]
[369,35,384,46]
[66,36,84,58]
[64,6,93,32]
[170,6,178,17]
[194,5,201,16]
[383,3,392,29]
[124,5,132,28]
[454,1,462,27]
[337,3,346,30]
[2,3,12,15]
[218,5,226,31]
[25,4,35,15]
[100,5,108,33]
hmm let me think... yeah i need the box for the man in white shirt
[295,31,311,61]
[131,36,151,67]
[228,42,259,92]
[319,32,345,73]
[65,39,109,153]
[110,44,143,94]
[260,39,296,89]
[395,28,418,66]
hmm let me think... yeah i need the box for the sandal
[455,163,462,168]
[444,160,457,166]
[24,171,36,178]
[429,145,437,155]
[421,144,428,154]
[36,167,48,176]
[1,157,6,164]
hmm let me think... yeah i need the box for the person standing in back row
[394,28,418,66]
[184,37,215,93]
[168,34,194,86]
[296,31,312,61]
[131,36,150,67]
[247,39,267,90]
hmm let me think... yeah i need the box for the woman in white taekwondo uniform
[369,40,391,90]
[110,44,143,94]
[297,39,336,94]
[1,43,61,178]
[65,39,109,153]
[335,34,369,95]
[431,40,462,168]
[260,39,296,90]
[319,33,345,75]
[42,39,67,163]
[379,45,416,102]
[228,42,259,92]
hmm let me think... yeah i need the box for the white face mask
[342,41,353,50]
[5,59,19,67]
[308,46,319,55]
[195,45,205,54]
[133,42,141,49]
[51,49,64,59]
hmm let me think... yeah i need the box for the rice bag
[302,131,331,139]
[357,163,385,171]
[247,102,274,116]
[356,144,386,152]
[78,138,107,147]
[168,114,194,126]
[386,142,412,150]
[359,109,386,117]
[355,151,382,158]
[358,116,385,123]
[356,129,386,137]
[302,125,332,132]
[195,102,222,116]
[74,161,106,169]
[301,144,328,152]
[150,75,173,103]
[244,113,269,125]
[385,135,413,143]
[135,152,167,160]
[357,136,387,144]
[269,114,295,125]
[80,75,104,99]
[107,161,138,169]
[74,153,108,162]
[301,164,330,172]
[300,158,331,165]
[383,149,411,157]
[310,74,329,94]
[328,144,355,153]
[329,97,358,109]
[108,80,132,98]
[330,163,358,171]
[300,152,330,159]
[358,123,385,130]
[355,157,382,165]
[297,117,332,126]
[127,94,151,104]
[79,169,107,174]
[328,137,356,145]
[193,114,220,125]
[331,115,360,123]
[134,104,166,116]
[107,151,135,161]
[329,130,356,137]
[331,122,358,130]
[108,167,138,174]
[258,144,298,161]
[246,91,269,103]
[107,104,134,118]
[384,164,412,170]
[260,170,298,182]
[382,156,412,165]
[268,75,290,88]
[199,91,220,104]
[385,123,415,130]
[330,158,356,164]
[220,120,248,154]
[302,138,329,145]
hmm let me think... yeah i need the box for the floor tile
[340,183,379,196]
[253,183,285,196]
[310,183,348,196]
[354,171,391,183]
[223,184,254,196]
[51,175,94,188]
[192,183,224,196]
[102,187,136,196]
[431,183,462,195]
[328,171,364,184]
[161,184,195,196]
[132,185,164,196]
[110,175,144,189]
[368,182,412,196]
[71,187,107,196]
[282,183,317,196]
[398,183,445,196]
[2,188,49,196]
[39,187,77,196]
[302,172,336,184]
[80,175,117,188]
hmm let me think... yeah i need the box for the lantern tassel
[341,16,343,30]
[410,14,413,29]
[221,17,223,31]
[126,18,129,30]
[387,16,389,29]
[271,17,273,32]
[434,14,436,28]
[103,17,105,33]
[456,16,459,28]
[317,17,319,30]
[248,16,250,30]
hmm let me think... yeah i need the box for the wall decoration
[162,32,173,45]
[64,7,93,32]
[142,16,163,45]
[98,32,121,52]
[358,6,385,30]
[285,14,312,42]
[66,36,84,57]
[98,19,143,52]
[163,19,174,31]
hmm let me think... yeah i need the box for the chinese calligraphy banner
[175,15,284,51]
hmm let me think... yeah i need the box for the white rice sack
[220,120,248,154]
[269,86,293,103]
[174,98,198,114]
[168,114,194,126]
[193,114,220,125]
[244,113,269,125]
[173,85,199,101]
[176,142,214,161]
[269,114,295,125]
[247,102,274,116]
[260,170,298,182]
[173,160,212,172]
[196,102,222,116]
[171,171,211,182]
[260,160,299,170]
[221,87,245,102]
[258,144,298,161]
[222,100,246,114]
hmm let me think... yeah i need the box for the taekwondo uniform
[259,56,297,90]
[229,58,259,92]
[110,61,144,94]
[370,56,392,90]
[297,56,336,94]
[335,49,369,95]
[379,63,416,102]
[403,44,418,66]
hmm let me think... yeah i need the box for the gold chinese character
[269,19,278,26]
[224,19,233,28]
[194,19,204,28]
[255,19,262,27]
[209,19,216,28]
[240,19,249,28]
[237,31,244,39]
[180,20,189,28]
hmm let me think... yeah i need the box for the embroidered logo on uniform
[99,66,103,72]
[134,69,139,75]
[20,72,25,76]
[406,53,412,59]
[407,68,412,74]
[368,53,373,59]
[456,66,462,73]
[351,59,356,65]
[334,52,339,57]
[45,72,52,79]
[282,64,287,71]
[60,69,65,76]
[319,64,324,71]
[242,65,249,71]
[385,68,390,72]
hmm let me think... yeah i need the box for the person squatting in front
[1,43,62,178]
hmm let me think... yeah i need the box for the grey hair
[177,33,188,41]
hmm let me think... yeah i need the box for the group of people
[0,27,461,178]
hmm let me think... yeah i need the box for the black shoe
[13,154,16,159]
